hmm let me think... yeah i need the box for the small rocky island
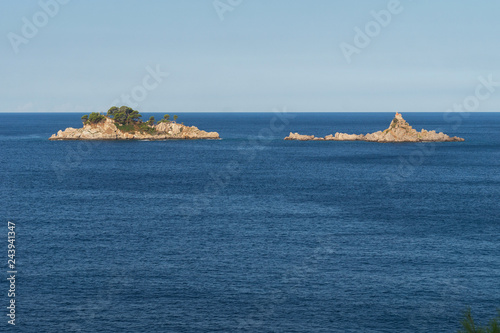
[284,113,464,142]
[49,106,220,140]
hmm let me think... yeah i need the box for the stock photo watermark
[408,278,470,332]
[6,221,17,326]
[51,64,168,181]
[385,74,499,189]
[443,74,499,129]
[180,108,295,220]
[339,0,404,64]
[7,0,71,54]
[64,264,135,332]
[110,65,169,109]
[236,236,338,331]
[213,0,243,21]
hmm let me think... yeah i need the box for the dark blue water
[1,112,499,332]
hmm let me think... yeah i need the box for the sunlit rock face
[49,117,220,140]
[284,113,464,142]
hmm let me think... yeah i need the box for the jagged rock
[284,132,316,141]
[49,117,220,140]
[334,132,365,141]
[284,113,464,142]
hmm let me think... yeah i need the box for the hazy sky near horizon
[1,0,499,113]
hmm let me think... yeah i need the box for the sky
[1,0,499,113]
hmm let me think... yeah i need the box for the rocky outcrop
[284,132,316,141]
[49,117,220,140]
[284,113,464,142]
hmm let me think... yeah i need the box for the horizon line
[1,111,499,114]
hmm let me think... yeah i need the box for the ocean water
[0,112,499,332]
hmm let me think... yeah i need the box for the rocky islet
[49,117,220,140]
[284,113,464,142]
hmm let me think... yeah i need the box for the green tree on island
[78,106,160,134]
[173,115,178,122]
[82,112,105,124]
[107,106,159,134]
[107,106,142,125]
[107,106,118,118]
[157,114,171,124]
[459,308,500,333]
[127,110,142,124]
[148,116,155,126]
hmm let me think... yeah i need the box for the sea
[0,112,499,332]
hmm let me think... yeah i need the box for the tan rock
[284,113,465,142]
[284,132,315,141]
[49,116,220,140]
[334,132,364,141]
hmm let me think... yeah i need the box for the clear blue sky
[1,0,499,112]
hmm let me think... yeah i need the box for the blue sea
[0,112,499,332]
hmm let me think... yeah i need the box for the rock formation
[284,113,464,142]
[49,117,220,140]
